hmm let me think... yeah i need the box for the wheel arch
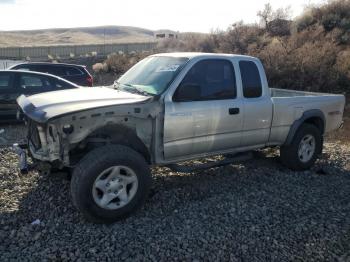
[284,109,325,146]
[76,124,152,163]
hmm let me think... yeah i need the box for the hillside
[155,0,350,95]
[0,26,156,47]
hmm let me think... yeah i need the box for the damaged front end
[15,90,160,174]
[13,95,64,174]
[13,118,65,174]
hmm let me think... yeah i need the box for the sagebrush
[94,0,350,95]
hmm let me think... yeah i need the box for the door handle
[229,108,240,115]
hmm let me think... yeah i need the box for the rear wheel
[280,124,322,171]
[71,145,151,223]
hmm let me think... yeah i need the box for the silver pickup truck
[16,53,345,223]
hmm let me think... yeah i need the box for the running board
[166,152,253,173]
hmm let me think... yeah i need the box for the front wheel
[71,145,151,223]
[280,124,322,171]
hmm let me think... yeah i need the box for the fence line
[0,42,157,60]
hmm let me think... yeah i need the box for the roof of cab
[152,52,257,60]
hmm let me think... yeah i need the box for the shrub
[94,0,350,95]
[295,12,316,32]
[321,13,342,31]
[267,19,291,36]
[103,53,132,74]
[219,22,263,54]
[95,53,149,75]
[92,63,107,73]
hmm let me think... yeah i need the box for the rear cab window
[239,60,262,98]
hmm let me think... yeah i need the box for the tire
[71,145,151,223]
[280,124,322,171]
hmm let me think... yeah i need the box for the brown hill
[0,26,156,47]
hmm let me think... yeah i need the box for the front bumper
[26,118,63,162]
[13,143,29,174]
[13,142,55,175]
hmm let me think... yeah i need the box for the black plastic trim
[284,109,325,145]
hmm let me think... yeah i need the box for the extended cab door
[163,58,243,159]
[238,59,273,147]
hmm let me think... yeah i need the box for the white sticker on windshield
[156,64,180,72]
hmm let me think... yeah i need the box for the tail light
[86,75,93,87]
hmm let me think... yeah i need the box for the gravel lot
[0,124,350,261]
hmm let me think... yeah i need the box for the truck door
[238,60,273,147]
[163,59,243,159]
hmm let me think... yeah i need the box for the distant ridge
[0,25,163,47]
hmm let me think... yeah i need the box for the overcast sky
[0,0,325,32]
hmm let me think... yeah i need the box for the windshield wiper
[120,83,152,97]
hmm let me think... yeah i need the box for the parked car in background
[8,62,93,87]
[0,70,78,122]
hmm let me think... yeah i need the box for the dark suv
[9,62,93,86]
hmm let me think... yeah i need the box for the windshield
[116,56,189,96]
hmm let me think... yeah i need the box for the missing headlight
[62,124,74,134]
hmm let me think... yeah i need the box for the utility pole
[104,27,106,56]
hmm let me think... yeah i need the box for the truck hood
[17,87,150,123]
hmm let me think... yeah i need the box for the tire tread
[70,145,151,223]
[280,123,322,171]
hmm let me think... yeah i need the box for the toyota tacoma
[16,53,345,223]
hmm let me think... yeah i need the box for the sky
[0,0,325,32]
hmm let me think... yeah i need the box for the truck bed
[270,88,339,98]
[268,88,345,145]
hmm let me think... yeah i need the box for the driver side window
[173,59,236,102]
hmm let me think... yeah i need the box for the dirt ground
[326,99,350,144]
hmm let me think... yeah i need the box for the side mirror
[113,80,119,88]
[173,83,201,102]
